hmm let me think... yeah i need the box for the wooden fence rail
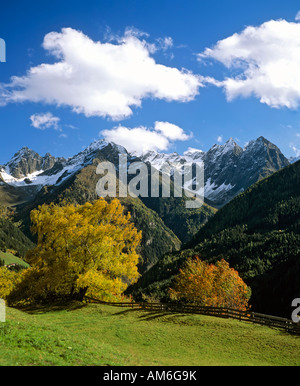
[84,297,300,335]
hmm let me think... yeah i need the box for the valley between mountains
[0,136,299,317]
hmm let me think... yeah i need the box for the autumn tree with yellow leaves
[0,267,19,299]
[9,198,141,303]
[169,257,250,311]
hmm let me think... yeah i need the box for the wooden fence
[84,297,300,335]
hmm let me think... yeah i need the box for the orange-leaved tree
[9,198,141,303]
[169,257,250,310]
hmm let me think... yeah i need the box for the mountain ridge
[0,136,290,208]
[0,135,291,257]
[135,136,290,207]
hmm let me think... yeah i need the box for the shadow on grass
[14,300,87,314]
[139,311,178,321]
[112,307,188,322]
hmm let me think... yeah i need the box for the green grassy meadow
[0,302,300,366]
[0,251,29,268]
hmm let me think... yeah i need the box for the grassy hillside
[0,251,29,268]
[0,179,39,207]
[1,302,299,366]
[128,160,300,317]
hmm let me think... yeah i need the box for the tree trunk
[71,287,88,301]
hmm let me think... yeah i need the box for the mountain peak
[223,137,239,150]
[207,138,242,159]
[183,147,205,161]
[4,147,43,179]
[85,139,128,155]
[244,136,283,154]
[226,137,235,144]
[3,146,65,180]
[9,146,36,158]
[256,136,273,145]
[6,146,40,164]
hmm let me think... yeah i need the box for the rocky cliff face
[3,147,65,179]
[139,136,290,207]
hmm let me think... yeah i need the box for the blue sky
[1,0,300,163]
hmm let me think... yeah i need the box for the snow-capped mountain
[3,146,63,178]
[137,136,290,206]
[0,140,127,188]
[0,136,290,207]
[289,155,300,164]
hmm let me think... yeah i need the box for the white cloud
[156,36,173,51]
[101,126,169,153]
[198,19,300,109]
[183,147,203,155]
[217,135,223,143]
[291,145,300,157]
[101,121,191,153]
[154,121,191,141]
[1,28,202,120]
[295,11,300,21]
[30,112,60,130]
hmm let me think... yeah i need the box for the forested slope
[128,160,300,317]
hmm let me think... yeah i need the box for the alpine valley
[1,135,299,316]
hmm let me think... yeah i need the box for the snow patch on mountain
[0,136,291,207]
[0,139,114,188]
[204,178,234,200]
[289,156,300,164]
